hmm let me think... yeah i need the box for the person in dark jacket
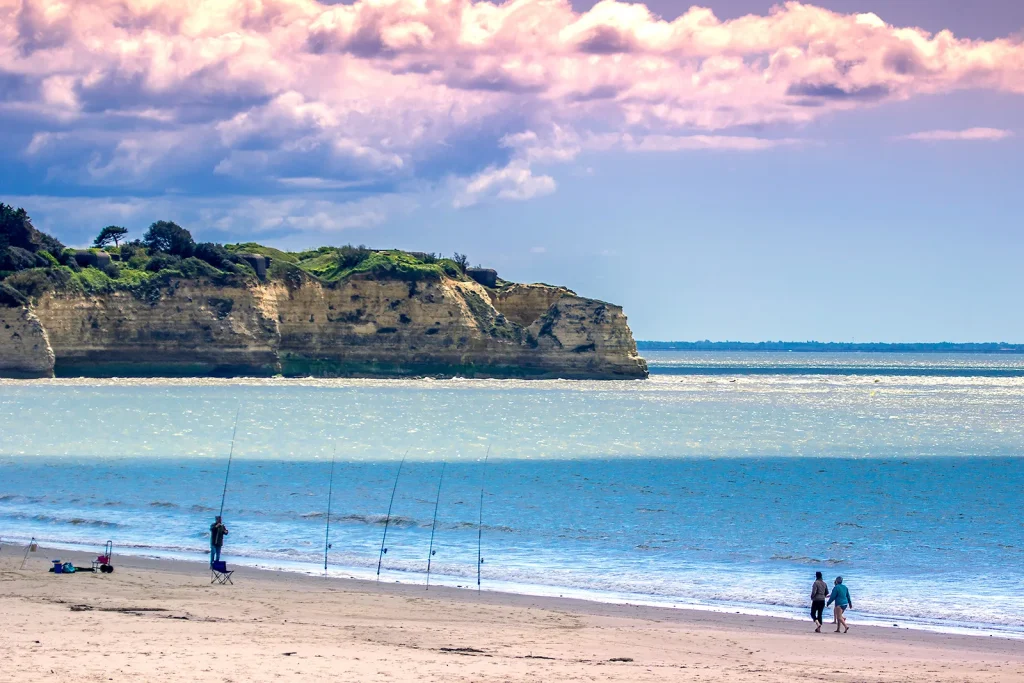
[210,516,228,566]
[810,571,830,632]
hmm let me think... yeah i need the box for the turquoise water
[1,352,1022,636]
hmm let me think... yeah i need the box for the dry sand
[2,547,1022,682]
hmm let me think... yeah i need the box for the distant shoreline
[638,341,1024,353]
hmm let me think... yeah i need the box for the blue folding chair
[211,560,234,585]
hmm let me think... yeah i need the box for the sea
[1,351,1022,637]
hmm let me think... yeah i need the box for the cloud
[1,0,1023,224]
[896,127,1014,142]
[4,193,417,246]
[452,160,556,208]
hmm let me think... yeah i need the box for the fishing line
[323,445,337,577]
[425,461,446,590]
[376,451,408,582]
[477,445,490,593]
[218,406,242,519]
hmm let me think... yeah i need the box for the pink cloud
[2,0,1023,207]
[897,127,1014,142]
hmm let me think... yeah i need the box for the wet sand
[2,547,1022,682]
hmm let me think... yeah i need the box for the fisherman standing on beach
[827,576,853,633]
[810,571,830,632]
[210,516,228,566]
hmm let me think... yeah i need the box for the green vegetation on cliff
[0,204,474,306]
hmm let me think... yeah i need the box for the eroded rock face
[2,274,647,379]
[491,283,575,327]
[0,306,55,378]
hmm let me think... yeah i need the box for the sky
[1,0,1022,342]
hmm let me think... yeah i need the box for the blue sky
[2,0,1022,341]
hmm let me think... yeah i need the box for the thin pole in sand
[376,451,408,583]
[218,406,242,519]
[425,461,447,590]
[20,537,37,570]
[323,446,337,577]
[477,445,490,593]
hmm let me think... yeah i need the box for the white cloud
[452,161,557,208]
[896,127,1014,142]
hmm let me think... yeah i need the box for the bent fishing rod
[477,445,490,593]
[376,451,408,583]
[425,461,446,590]
[323,446,337,577]
[218,406,242,519]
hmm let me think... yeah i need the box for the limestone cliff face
[1,274,647,379]
[0,306,55,378]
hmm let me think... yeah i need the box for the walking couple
[810,572,853,633]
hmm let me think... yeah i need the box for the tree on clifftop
[143,221,195,257]
[0,203,64,257]
[93,225,128,248]
[452,252,469,273]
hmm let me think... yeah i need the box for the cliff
[0,306,54,378]
[2,269,647,380]
[0,204,646,379]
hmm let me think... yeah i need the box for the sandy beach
[1,547,1021,682]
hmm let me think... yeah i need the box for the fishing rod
[376,451,408,583]
[218,406,242,519]
[477,445,490,593]
[323,446,337,577]
[425,461,447,590]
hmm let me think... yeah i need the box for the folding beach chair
[211,560,234,585]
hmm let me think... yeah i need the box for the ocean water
[1,352,1022,636]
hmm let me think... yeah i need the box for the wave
[768,554,845,566]
[1,512,125,529]
[337,513,419,528]
[148,501,179,509]
[190,504,215,513]
[450,521,515,533]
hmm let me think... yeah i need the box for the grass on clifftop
[1,203,481,306]
[225,243,465,283]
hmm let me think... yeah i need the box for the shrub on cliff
[352,251,445,282]
[338,244,372,270]
[74,266,114,292]
[3,266,74,300]
[194,242,239,272]
[119,240,145,260]
[143,221,195,257]
[0,203,65,262]
[0,246,45,271]
[146,253,182,272]
[173,257,225,279]
[0,282,28,307]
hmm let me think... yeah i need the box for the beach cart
[92,541,114,574]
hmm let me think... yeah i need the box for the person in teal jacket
[826,576,853,633]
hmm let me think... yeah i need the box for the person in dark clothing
[210,516,228,566]
[810,571,830,632]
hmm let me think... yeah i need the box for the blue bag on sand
[63,562,75,574]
